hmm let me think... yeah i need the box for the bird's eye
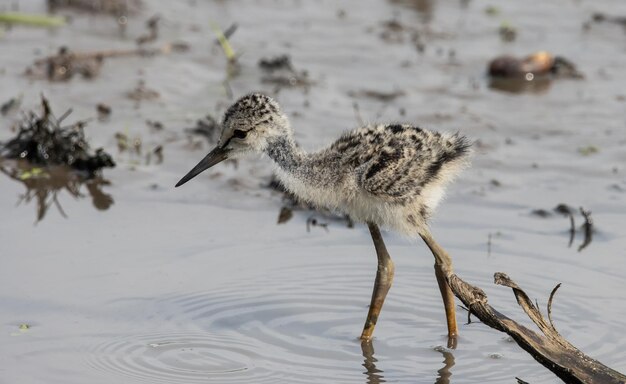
[233,129,247,139]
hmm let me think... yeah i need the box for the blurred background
[1,1,625,383]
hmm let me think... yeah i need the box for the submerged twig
[547,283,561,331]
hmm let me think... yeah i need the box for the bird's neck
[265,135,307,173]
[265,136,341,207]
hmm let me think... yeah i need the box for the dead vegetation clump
[0,96,115,176]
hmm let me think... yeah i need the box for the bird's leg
[360,223,395,341]
[419,230,459,346]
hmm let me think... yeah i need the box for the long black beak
[175,146,230,187]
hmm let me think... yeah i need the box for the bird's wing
[331,125,469,203]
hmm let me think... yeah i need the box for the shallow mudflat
[1,1,626,383]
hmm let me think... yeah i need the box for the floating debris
[258,54,294,72]
[185,115,221,144]
[145,145,163,165]
[553,203,572,216]
[0,96,115,175]
[488,51,584,79]
[499,22,517,42]
[578,145,599,156]
[145,119,164,132]
[258,54,314,90]
[590,12,626,30]
[1,94,22,116]
[114,131,141,154]
[530,209,551,218]
[136,14,160,45]
[348,89,406,102]
[484,5,499,16]
[488,51,583,93]
[47,0,141,17]
[26,43,189,81]
[126,80,160,106]
[96,103,112,121]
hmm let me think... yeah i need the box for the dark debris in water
[488,51,583,93]
[28,46,104,81]
[348,89,406,102]
[258,54,314,90]
[185,114,221,144]
[1,94,23,116]
[590,12,626,30]
[47,0,141,16]
[96,103,112,121]
[0,96,115,176]
[490,52,562,78]
[258,54,294,72]
[126,79,160,106]
[136,14,160,45]
[26,43,189,82]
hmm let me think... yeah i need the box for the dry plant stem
[360,223,395,341]
[423,234,626,383]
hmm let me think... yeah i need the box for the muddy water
[1,0,626,383]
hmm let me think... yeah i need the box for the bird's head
[175,93,289,187]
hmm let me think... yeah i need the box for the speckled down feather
[220,94,472,236]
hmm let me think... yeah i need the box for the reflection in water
[361,341,385,384]
[488,77,553,94]
[0,159,113,222]
[434,347,455,384]
[361,342,455,384]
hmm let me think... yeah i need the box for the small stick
[547,283,562,331]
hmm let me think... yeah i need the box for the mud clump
[0,96,115,176]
